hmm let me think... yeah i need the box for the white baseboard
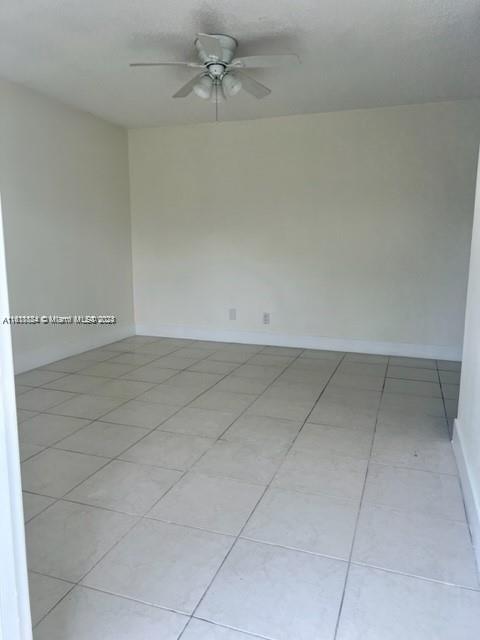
[136,324,461,360]
[13,324,136,373]
[452,419,480,570]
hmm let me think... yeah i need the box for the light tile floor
[15,336,479,639]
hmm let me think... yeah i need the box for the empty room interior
[1,1,480,639]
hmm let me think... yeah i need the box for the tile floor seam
[348,560,480,592]
[177,351,348,638]
[332,355,390,640]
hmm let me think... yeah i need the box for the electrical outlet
[229,308,236,321]
[263,312,270,325]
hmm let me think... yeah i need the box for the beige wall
[455,149,480,564]
[128,100,480,358]
[0,79,134,371]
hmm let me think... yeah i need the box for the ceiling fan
[130,33,300,105]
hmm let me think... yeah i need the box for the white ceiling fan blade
[172,73,205,98]
[235,71,271,99]
[230,54,300,69]
[130,61,202,68]
[196,33,223,59]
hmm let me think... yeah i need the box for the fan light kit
[130,33,300,119]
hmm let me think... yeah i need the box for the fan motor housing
[195,34,238,64]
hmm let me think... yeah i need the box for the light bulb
[222,73,242,97]
[193,75,213,100]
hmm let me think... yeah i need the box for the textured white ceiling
[1,0,479,127]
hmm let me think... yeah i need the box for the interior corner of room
[2,77,480,373]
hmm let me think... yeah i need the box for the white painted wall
[454,149,480,567]
[0,79,135,372]
[129,100,480,358]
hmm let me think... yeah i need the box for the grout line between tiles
[27,340,295,629]
[178,351,347,638]
[332,355,389,639]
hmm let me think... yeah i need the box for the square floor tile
[23,492,55,522]
[182,619,257,639]
[28,571,73,626]
[389,357,436,369]
[376,412,448,436]
[387,366,439,382]
[101,400,180,429]
[80,362,137,378]
[336,565,480,640]
[21,448,109,497]
[243,487,358,559]
[336,362,386,377]
[16,369,65,387]
[165,371,223,391]
[363,464,466,521]
[233,364,284,382]
[213,376,270,395]
[67,460,181,515]
[160,407,237,438]
[188,360,238,375]
[121,365,178,383]
[352,503,478,587]
[17,388,76,412]
[380,393,445,416]
[321,386,382,409]
[121,430,214,470]
[273,449,367,501]
[191,390,257,414]
[18,414,90,446]
[208,350,256,364]
[153,355,201,369]
[108,352,160,366]
[329,373,384,391]
[384,379,442,398]
[371,430,457,474]
[148,472,263,535]
[55,421,149,457]
[90,379,155,399]
[49,394,125,420]
[45,374,109,394]
[83,519,232,613]
[33,585,187,640]
[26,500,136,581]
[77,347,120,361]
[42,356,92,374]
[223,415,301,447]
[246,396,314,421]
[136,384,203,406]
[295,423,373,459]
[267,380,323,402]
[193,440,288,485]
[197,539,347,640]
[309,398,377,430]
